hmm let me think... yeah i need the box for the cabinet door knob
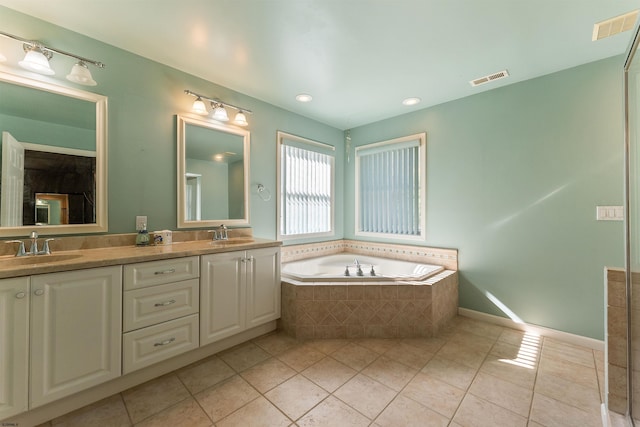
[15,291,26,299]
[34,289,44,296]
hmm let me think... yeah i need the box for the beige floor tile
[307,338,351,354]
[449,331,496,354]
[401,372,465,418]
[436,340,488,369]
[490,339,541,368]
[334,374,396,419]
[479,354,537,390]
[194,375,260,422]
[452,394,527,427]
[468,371,532,417]
[356,338,398,354]
[216,396,291,427]
[265,374,329,420]
[534,372,601,414]
[51,394,131,427]
[302,357,357,392]
[538,356,599,389]
[241,357,297,393]
[401,336,447,353]
[330,342,379,371]
[134,397,211,427]
[456,317,505,339]
[530,393,602,427]
[218,342,272,372]
[176,356,235,394]
[253,332,301,356]
[383,342,434,370]
[374,395,449,427]
[541,338,596,369]
[276,343,326,372]
[297,396,370,427]
[497,328,528,346]
[421,356,478,390]
[122,374,190,424]
[361,356,418,391]
[35,423,52,427]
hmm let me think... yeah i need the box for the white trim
[458,307,605,351]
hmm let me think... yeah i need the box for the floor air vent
[470,70,509,87]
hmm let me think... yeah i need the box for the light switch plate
[596,206,623,221]
[136,215,147,230]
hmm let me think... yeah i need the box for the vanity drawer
[123,279,199,332]
[122,314,199,374]
[124,256,199,290]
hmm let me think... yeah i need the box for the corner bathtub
[279,253,459,340]
[281,253,444,282]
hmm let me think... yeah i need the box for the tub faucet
[354,259,364,276]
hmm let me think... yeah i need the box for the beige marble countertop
[0,237,281,279]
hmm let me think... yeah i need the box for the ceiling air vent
[470,70,509,87]
[593,10,638,41]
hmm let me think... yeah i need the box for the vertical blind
[357,139,421,235]
[280,139,334,236]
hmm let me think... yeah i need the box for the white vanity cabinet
[122,257,200,374]
[0,277,30,420]
[30,266,122,408]
[200,247,280,345]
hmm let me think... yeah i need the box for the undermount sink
[0,253,83,267]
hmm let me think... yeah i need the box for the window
[277,131,335,239]
[355,133,426,239]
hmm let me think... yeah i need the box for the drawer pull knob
[154,337,176,347]
[154,299,176,307]
[34,289,44,296]
[154,268,176,275]
[15,292,26,299]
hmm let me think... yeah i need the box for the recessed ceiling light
[402,97,421,106]
[296,94,313,103]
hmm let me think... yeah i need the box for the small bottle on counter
[136,223,150,246]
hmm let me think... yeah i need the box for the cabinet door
[0,277,29,420]
[246,247,281,328]
[200,251,245,345]
[30,266,122,408]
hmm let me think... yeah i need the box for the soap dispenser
[136,223,150,246]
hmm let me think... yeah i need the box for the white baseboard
[458,307,604,351]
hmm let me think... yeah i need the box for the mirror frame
[176,114,250,228]
[0,70,108,237]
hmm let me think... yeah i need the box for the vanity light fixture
[0,30,105,85]
[212,103,229,122]
[184,89,253,126]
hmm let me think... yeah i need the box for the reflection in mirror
[177,115,250,228]
[0,71,107,236]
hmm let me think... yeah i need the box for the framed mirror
[177,114,250,228]
[0,70,107,237]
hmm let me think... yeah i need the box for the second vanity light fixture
[0,30,105,86]
[184,89,252,126]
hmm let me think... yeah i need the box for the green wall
[0,6,625,339]
[345,57,624,339]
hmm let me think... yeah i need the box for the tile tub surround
[280,241,458,339]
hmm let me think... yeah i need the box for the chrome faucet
[6,231,54,257]
[208,224,229,241]
[354,259,364,276]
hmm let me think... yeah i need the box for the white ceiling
[0,0,638,130]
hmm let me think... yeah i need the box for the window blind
[280,138,334,236]
[358,139,421,235]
